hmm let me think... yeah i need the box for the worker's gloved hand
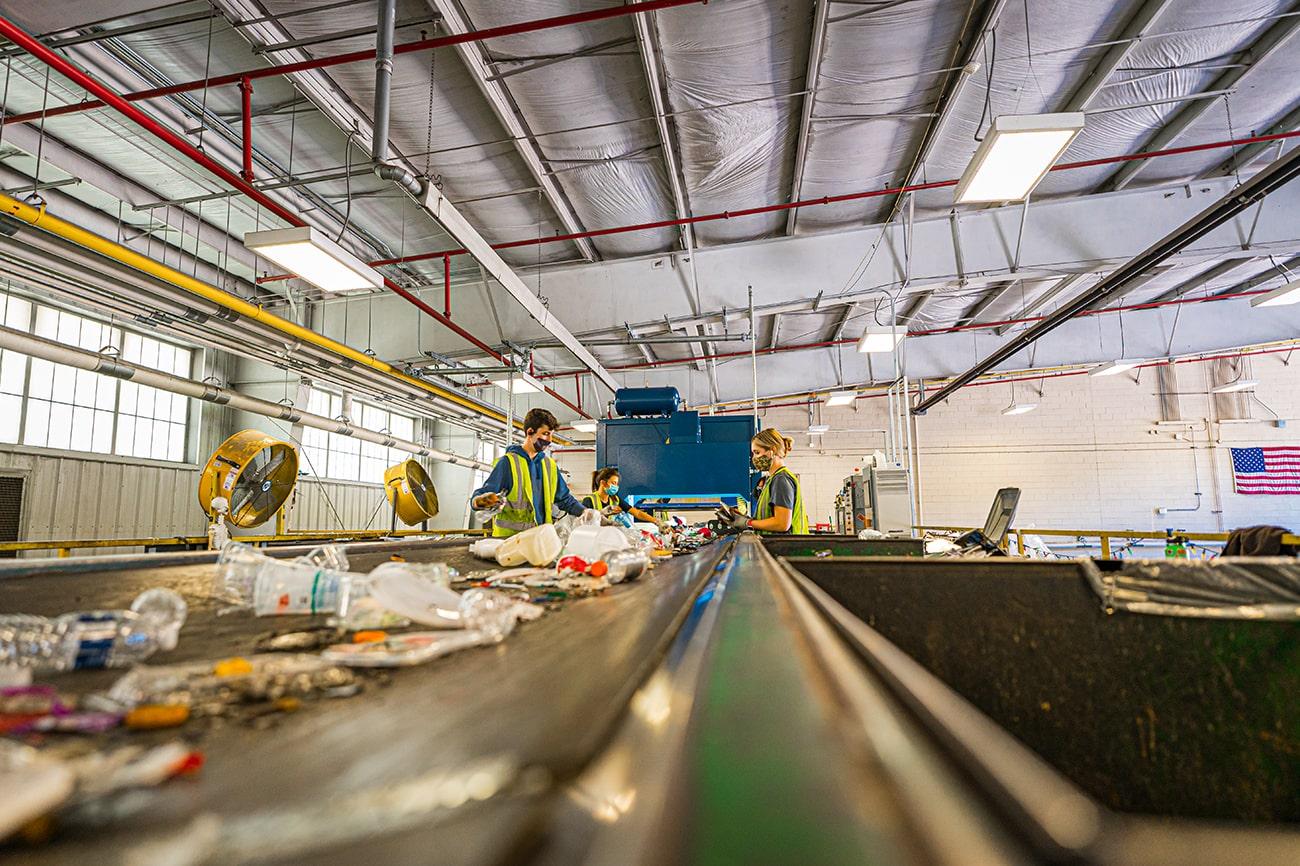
[578,508,602,527]
[715,507,749,531]
[473,492,502,510]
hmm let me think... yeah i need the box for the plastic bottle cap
[588,560,609,578]
[213,657,253,677]
[125,704,190,729]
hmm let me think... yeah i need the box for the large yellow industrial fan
[384,458,439,528]
[198,430,300,532]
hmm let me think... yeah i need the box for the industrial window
[0,296,193,462]
[0,295,34,444]
[299,387,416,484]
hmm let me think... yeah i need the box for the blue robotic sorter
[594,387,758,510]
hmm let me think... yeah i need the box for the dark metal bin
[781,556,1300,824]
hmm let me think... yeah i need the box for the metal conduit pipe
[0,240,523,447]
[0,192,509,423]
[912,143,1300,413]
[0,251,514,440]
[372,0,425,198]
[0,324,492,471]
[0,1,707,127]
[0,21,582,421]
[316,128,1300,272]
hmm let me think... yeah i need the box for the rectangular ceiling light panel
[1000,402,1038,416]
[825,391,857,406]
[244,226,383,295]
[490,372,545,394]
[1090,359,1147,377]
[857,326,905,353]
[1250,280,1300,307]
[1210,379,1258,393]
[956,113,1085,204]
[571,420,598,433]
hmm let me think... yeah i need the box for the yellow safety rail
[0,528,487,558]
[917,525,1300,558]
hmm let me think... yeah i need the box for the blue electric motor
[598,387,757,509]
[613,386,682,417]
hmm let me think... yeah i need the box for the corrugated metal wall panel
[0,446,457,556]
[0,449,206,555]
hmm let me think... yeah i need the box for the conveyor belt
[7,537,1299,865]
[1,537,729,865]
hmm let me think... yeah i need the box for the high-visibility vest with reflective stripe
[755,466,808,535]
[491,452,558,537]
[583,490,617,512]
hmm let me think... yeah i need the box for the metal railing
[0,527,487,559]
[917,525,1300,558]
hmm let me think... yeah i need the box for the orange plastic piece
[125,704,190,729]
[213,657,253,677]
[588,560,609,578]
[352,630,388,644]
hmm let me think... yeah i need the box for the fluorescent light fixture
[807,424,830,435]
[244,226,383,295]
[571,420,598,433]
[1090,359,1146,377]
[489,371,544,394]
[824,390,857,406]
[1211,379,1258,393]
[1250,279,1300,307]
[955,113,1085,204]
[857,325,905,353]
[1001,402,1038,416]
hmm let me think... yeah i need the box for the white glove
[577,508,602,526]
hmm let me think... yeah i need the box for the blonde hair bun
[752,427,792,457]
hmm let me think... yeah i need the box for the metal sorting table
[2,536,1298,865]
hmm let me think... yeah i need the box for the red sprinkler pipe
[249,127,1300,281]
[0,14,594,419]
[707,342,1300,415]
[443,254,451,318]
[535,285,1281,379]
[238,77,254,183]
[0,0,707,127]
[0,16,301,227]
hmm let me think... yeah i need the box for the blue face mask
[606,484,619,496]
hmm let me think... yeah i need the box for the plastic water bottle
[0,588,187,672]
[600,549,650,584]
[216,542,359,616]
[458,589,518,643]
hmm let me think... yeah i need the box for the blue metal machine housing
[596,388,758,509]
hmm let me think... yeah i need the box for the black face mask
[534,437,552,453]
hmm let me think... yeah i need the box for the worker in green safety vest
[716,427,808,534]
[471,408,595,537]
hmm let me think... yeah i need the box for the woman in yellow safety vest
[583,467,660,527]
[716,427,808,534]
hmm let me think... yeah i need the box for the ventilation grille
[1211,357,1253,421]
[0,476,23,559]
[1156,362,1181,422]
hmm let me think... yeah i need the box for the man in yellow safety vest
[471,408,594,537]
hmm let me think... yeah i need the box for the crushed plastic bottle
[458,589,517,643]
[600,549,650,584]
[216,542,364,616]
[0,588,187,673]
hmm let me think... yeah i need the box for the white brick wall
[755,353,1300,535]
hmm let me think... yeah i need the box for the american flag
[1230,447,1300,495]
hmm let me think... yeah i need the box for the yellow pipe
[0,193,508,424]
[0,527,487,553]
